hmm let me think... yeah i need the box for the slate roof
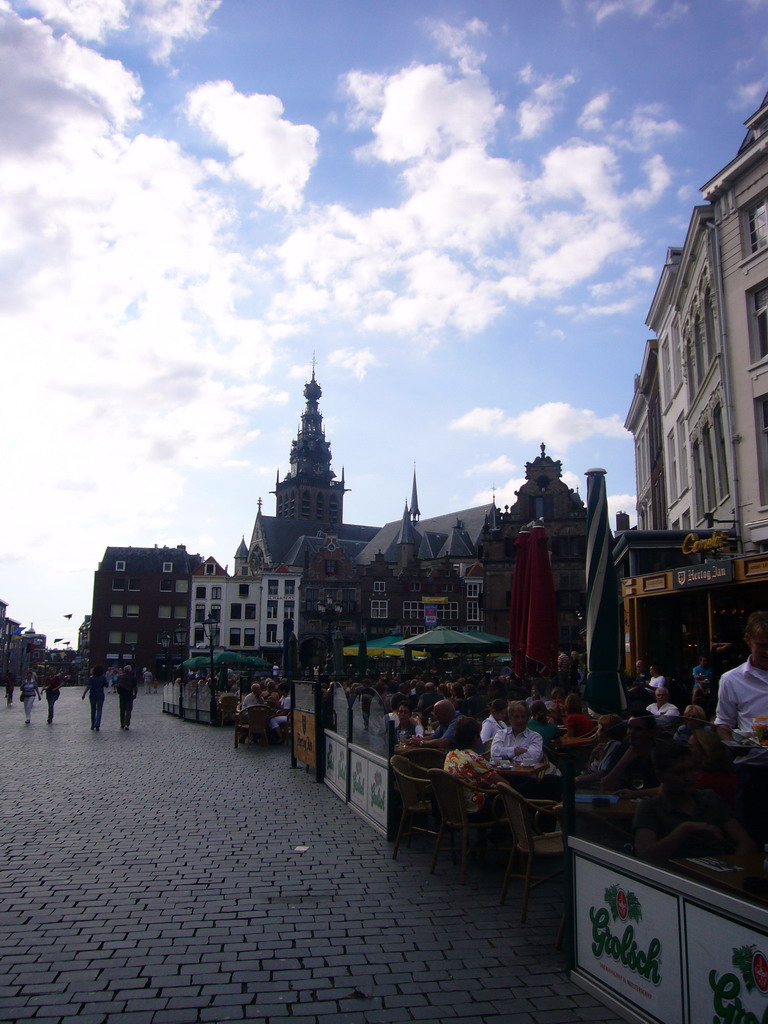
[355,504,493,566]
[98,546,204,573]
[251,516,380,568]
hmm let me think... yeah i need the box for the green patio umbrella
[393,627,494,654]
[583,469,627,715]
[182,655,209,668]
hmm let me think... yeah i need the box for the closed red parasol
[509,521,558,678]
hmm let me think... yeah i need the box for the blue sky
[1,0,766,645]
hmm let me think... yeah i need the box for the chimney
[615,511,630,532]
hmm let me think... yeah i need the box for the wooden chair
[427,768,506,884]
[389,755,437,859]
[217,693,240,726]
[234,705,271,748]
[496,780,563,921]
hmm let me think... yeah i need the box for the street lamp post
[174,624,187,719]
[203,615,220,726]
[317,593,342,679]
[159,632,171,694]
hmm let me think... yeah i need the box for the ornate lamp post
[174,624,187,719]
[317,593,342,679]
[203,615,220,726]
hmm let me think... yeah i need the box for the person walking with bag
[116,665,137,730]
[42,671,62,723]
[82,665,109,731]
[20,671,42,725]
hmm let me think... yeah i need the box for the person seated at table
[648,664,666,690]
[490,701,544,763]
[647,686,680,720]
[563,693,595,738]
[633,742,755,865]
[268,681,292,742]
[674,704,708,743]
[392,700,424,744]
[241,683,265,709]
[408,699,467,751]
[480,699,508,744]
[444,717,505,818]
[688,727,737,808]
[526,681,545,709]
[459,683,487,720]
[527,701,560,746]
[576,714,626,788]
[546,688,566,725]
[600,713,661,797]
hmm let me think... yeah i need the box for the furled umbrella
[508,525,531,677]
[356,630,368,677]
[287,632,299,678]
[282,617,294,676]
[583,468,627,715]
[523,522,558,678]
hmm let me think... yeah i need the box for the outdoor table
[574,792,640,822]
[494,760,546,778]
[556,734,598,751]
[670,851,768,906]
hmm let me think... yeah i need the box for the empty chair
[389,755,436,859]
[495,780,563,921]
[427,768,506,884]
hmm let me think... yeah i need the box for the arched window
[693,312,704,385]
[704,287,716,364]
[316,494,324,520]
[301,491,311,519]
[328,496,338,524]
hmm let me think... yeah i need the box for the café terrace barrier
[291,680,397,839]
[162,679,213,724]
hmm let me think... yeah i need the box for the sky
[1,0,766,646]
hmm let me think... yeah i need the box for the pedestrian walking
[142,667,153,695]
[42,671,62,723]
[3,671,15,706]
[20,671,42,725]
[105,666,115,693]
[82,665,109,731]
[116,665,137,730]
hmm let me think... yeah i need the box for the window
[230,603,242,619]
[371,600,388,619]
[243,628,256,647]
[704,288,716,365]
[175,580,188,593]
[753,286,768,361]
[160,579,172,592]
[466,600,480,622]
[265,625,277,644]
[671,321,682,391]
[205,563,215,575]
[692,441,704,521]
[211,587,222,600]
[267,601,278,620]
[403,601,422,619]
[305,589,319,613]
[267,579,279,596]
[245,604,256,620]
[158,605,171,619]
[409,582,421,592]
[124,631,138,645]
[284,601,295,619]
[229,628,241,647]
[238,584,250,597]
[241,567,249,576]
[466,582,480,598]
[174,606,186,619]
[702,424,716,513]
[660,339,671,405]
[667,431,677,500]
[163,561,173,572]
[284,580,295,596]
[442,583,453,593]
[110,604,123,617]
[195,605,205,623]
[194,626,204,645]
[713,406,729,501]
[210,606,221,621]
[677,416,688,492]
[109,631,122,644]
[373,581,386,593]
[112,578,125,591]
[126,604,139,618]
[436,602,459,620]
[748,199,768,255]
[325,560,337,576]
[115,560,125,571]
[341,589,356,614]
[128,578,140,591]
[195,586,206,599]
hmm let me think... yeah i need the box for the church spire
[409,464,421,522]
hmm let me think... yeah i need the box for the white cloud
[516,69,577,139]
[578,92,611,132]
[327,347,381,380]
[588,0,657,21]
[427,18,488,74]
[450,402,629,450]
[621,104,682,151]
[20,0,129,41]
[185,80,319,211]
[464,455,517,477]
[139,0,221,63]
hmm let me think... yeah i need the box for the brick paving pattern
[0,689,623,1023]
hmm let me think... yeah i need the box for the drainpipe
[706,218,743,553]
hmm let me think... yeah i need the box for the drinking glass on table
[630,773,645,791]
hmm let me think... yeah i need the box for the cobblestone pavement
[0,689,623,1024]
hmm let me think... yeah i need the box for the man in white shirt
[647,688,680,719]
[480,699,508,744]
[490,702,544,762]
[242,683,264,709]
[715,611,768,738]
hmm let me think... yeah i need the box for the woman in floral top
[444,717,504,815]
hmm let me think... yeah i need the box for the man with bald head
[409,699,462,751]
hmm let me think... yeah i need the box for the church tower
[272,368,347,524]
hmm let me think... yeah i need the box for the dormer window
[162,561,173,572]
[115,560,125,571]
[205,563,215,575]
